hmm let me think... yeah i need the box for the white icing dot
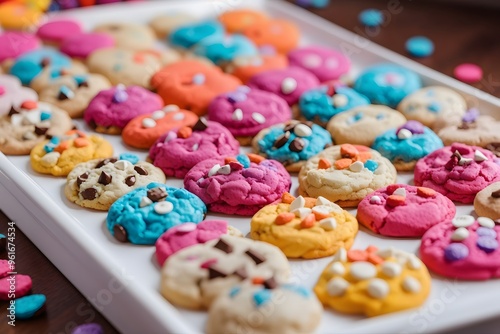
[164,104,180,112]
[474,149,488,162]
[327,277,349,297]
[319,217,337,231]
[397,128,413,140]
[393,188,407,197]
[176,223,197,233]
[332,94,348,108]
[151,110,166,120]
[154,201,173,215]
[407,254,421,270]
[370,195,382,204]
[292,207,312,220]
[173,112,185,121]
[376,248,395,259]
[452,215,475,228]
[349,161,364,172]
[114,160,132,171]
[217,164,231,175]
[290,195,306,212]
[140,196,153,208]
[208,164,221,177]
[40,152,60,166]
[192,143,199,151]
[451,227,469,241]
[350,261,377,281]
[281,77,297,94]
[381,262,402,278]
[232,108,243,121]
[329,262,345,276]
[302,54,322,69]
[402,276,421,293]
[367,278,390,299]
[251,112,266,124]
[477,217,495,229]
[142,118,156,128]
[332,247,347,262]
[294,123,312,137]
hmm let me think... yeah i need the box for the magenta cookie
[247,67,320,106]
[0,31,40,62]
[60,32,115,59]
[414,143,500,204]
[287,46,351,82]
[0,75,38,116]
[420,215,500,280]
[155,220,230,266]
[0,274,32,300]
[84,85,163,135]
[184,154,292,216]
[149,119,240,178]
[357,184,456,237]
[36,19,83,44]
[207,86,291,145]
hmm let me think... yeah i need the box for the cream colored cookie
[86,48,181,89]
[314,246,431,317]
[39,74,111,118]
[65,158,166,211]
[298,144,397,207]
[149,13,194,39]
[207,281,322,334]
[29,61,88,93]
[327,105,406,147]
[30,130,113,176]
[397,86,467,129]
[0,102,73,155]
[93,23,156,50]
[160,235,290,310]
[438,115,500,147]
[474,182,500,220]
[251,193,358,259]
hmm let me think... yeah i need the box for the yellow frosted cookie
[250,193,358,259]
[30,130,113,176]
[314,246,431,317]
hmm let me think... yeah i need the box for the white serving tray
[1,1,500,333]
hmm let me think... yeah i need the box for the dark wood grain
[0,1,499,333]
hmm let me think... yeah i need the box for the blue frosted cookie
[298,84,370,125]
[9,48,72,85]
[107,182,207,245]
[353,63,422,108]
[192,34,257,65]
[372,120,443,171]
[253,120,332,172]
[169,21,224,49]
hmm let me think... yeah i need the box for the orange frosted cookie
[219,9,268,33]
[243,19,300,54]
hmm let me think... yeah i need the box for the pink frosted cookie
[184,154,292,216]
[247,67,320,106]
[420,215,500,280]
[357,184,456,237]
[207,86,291,145]
[149,119,240,178]
[0,75,38,116]
[155,220,241,266]
[36,19,83,44]
[60,32,115,59]
[84,85,163,135]
[0,32,40,62]
[287,46,351,82]
[0,274,32,300]
[414,143,500,204]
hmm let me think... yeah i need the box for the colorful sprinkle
[477,227,497,238]
[405,36,434,58]
[275,212,295,225]
[229,286,241,298]
[40,111,51,121]
[476,237,498,253]
[444,243,469,262]
[236,154,250,168]
[119,153,139,164]
[318,158,331,170]
[282,284,311,298]
[253,289,272,307]
[364,159,378,172]
[462,108,479,123]
[359,9,383,27]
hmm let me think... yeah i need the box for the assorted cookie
[437,111,500,147]
[107,183,207,245]
[474,182,500,220]
[169,20,224,49]
[225,53,288,83]
[192,34,258,65]
[243,19,300,54]
[148,119,240,178]
[64,156,166,211]
[93,23,156,50]
[0,74,38,115]
[251,193,358,258]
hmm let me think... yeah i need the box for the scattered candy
[13,294,46,320]
[72,323,104,334]
[454,63,483,83]
[359,9,383,27]
[367,278,389,299]
[281,77,297,94]
[406,36,434,58]
[318,158,331,169]
[444,243,469,262]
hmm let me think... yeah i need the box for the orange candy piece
[252,277,265,284]
[54,141,69,153]
[281,192,295,204]
[318,158,331,169]
[340,144,359,158]
[224,157,237,164]
[312,208,330,221]
[74,137,89,148]
[304,197,316,208]
[247,153,265,164]
[366,245,378,253]
[300,214,316,229]
[177,126,192,139]
[334,158,352,170]
[356,151,372,163]
[417,187,436,198]
[20,100,37,110]
[275,212,295,225]
[367,253,384,265]
[347,249,368,262]
[387,195,406,207]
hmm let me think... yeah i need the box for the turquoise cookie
[14,294,46,320]
[372,120,443,170]
[254,120,332,172]
[169,21,224,49]
[107,182,207,245]
[298,85,370,124]
[354,63,422,108]
[192,34,257,65]
[9,48,72,85]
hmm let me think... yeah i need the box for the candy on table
[296,0,330,8]
[406,36,434,58]
[454,63,483,83]
[359,8,383,27]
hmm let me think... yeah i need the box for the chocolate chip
[492,189,500,198]
[233,266,248,280]
[134,166,148,175]
[273,132,290,149]
[40,57,51,67]
[98,171,112,185]
[34,126,48,136]
[283,122,296,132]
[0,234,6,253]
[147,187,168,202]
[192,117,208,131]
[245,249,265,265]
[113,225,128,243]
[208,266,227,280]
[263,277,277,289]
[458,121,477,130]
[445,155,459,171]
[213,239,233,254]
[78,81,89,88]
[76,172,89,187]
[45,134,53,140]
[96,158,117,168]
[81,188,97,200]
[8,106,18,116]
[125,175,136,187]
[58,90,70,101]
[72,125,78,130]
[485,142,500,157]
[88,120,97,129]
[289,137,305,152]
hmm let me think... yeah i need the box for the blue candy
[229,286,241,298]
[282,284,312,298]
[119,153,139,165]
[236,154,250,168]
[406,36,434,58]
[40,111,52,121]
[359,9,384,27]
[14,294,46,320]
[364,159,379,172]
[253,289,272,307]
[50,137,61,145]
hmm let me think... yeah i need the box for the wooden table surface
[1,0,499,333]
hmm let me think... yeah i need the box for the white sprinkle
[459,157,473,166]
[151,110,166,120]
[292,207,312,220]
[327,277,349,297]
[349,161,364,172]
[402,276,421,293]
[24,110,42,125]
[478,217,495,229]
[217,164,231,175]
[332,248,347,262]
[319,217,337,231]
[332,94,348,108]
[377,248,395,259]
[114,160,132,171]
[208,164,221,177]
[370,195,382,204]
[192,143,199,151]
[281,77,297,94]
[329,262,345,276]
[407,254,421,270]
[40,152,60,166]
[350,261,377,281]
[289,195,306,211]
[140,196,152,208]
[142,118,156,128]
[154,201,173,215]
[397,128,413,140]
[294,123,313,137]
[393,188,407,197]
[315,196,331,206]
[451,227,469,241]
[452,215,475,228]
[251,112,266,124]
[367,278,390,299]
[173,112,185,121]
[164,131,177,143]
[164,104,180,112]
[232,108,243,121]
[381,262,402,278]
[474,149,488,162]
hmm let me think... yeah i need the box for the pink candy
[454,63,483,84]
[0,274,32,300]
